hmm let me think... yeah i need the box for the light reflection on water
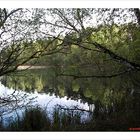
[0,82,94,126]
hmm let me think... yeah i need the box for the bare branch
[59,69,132,79]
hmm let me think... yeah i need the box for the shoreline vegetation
[1,106,139,131]
[1,107,91,131]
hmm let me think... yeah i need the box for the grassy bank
[0,106,139,131]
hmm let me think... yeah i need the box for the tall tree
[46,8,140,78]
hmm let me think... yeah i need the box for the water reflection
[0,69,140,131]
[0,82,92,127]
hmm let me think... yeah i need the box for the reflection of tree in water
[2,69,140,130]
[91,76,140,130]
[0,77,36,127]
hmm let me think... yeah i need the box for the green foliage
[72,80,80,92]
[58,85,65,97]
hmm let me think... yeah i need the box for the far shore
[17,65,47,70]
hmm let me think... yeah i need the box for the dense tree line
[0,8,140,78]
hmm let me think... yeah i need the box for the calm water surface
[0,68,140,130]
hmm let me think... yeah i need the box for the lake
[0,68,140,131]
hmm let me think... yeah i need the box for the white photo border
[0,0,140,140]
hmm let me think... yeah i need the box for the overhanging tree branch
[86,41,140,70]
[58,69,132,79]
